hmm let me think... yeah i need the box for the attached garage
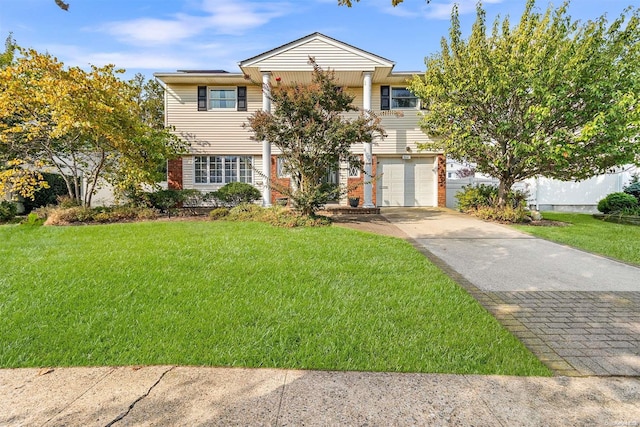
[377,157,437,207]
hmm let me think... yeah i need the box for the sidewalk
[2,366,639,426]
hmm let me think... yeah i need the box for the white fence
[446,165,638,213]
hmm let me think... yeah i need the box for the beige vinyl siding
[370,84,434,155]
[166,82,437,159]
[166,84,263,155]
[255,39,385,71]
[182,156,264,192]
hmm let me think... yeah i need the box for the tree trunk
[497,178,515,208]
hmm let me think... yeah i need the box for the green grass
[0,221,549,375]
[513,212,640,265]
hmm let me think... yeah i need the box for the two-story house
[155,33,446,208]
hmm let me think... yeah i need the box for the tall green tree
[409,0,640,206]
[0,34,16,69]
[246,60,385,216]
[0,49,185,206]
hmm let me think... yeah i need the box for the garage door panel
[378,157,435,207]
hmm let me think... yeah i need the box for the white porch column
[362,71,374,208]
[261,71,272,207]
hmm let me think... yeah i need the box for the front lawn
[0,221,549,375]
[513,212,640,265]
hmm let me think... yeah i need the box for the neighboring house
[154,33,446,208]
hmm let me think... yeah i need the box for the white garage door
[377,157,435,207]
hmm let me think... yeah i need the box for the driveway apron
[381,208,640,377]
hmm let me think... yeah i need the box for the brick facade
[437,154,446,207]
[347,155,377,207]
[167,158,183,190]
[269,155,377,207]
[270,156,291,204]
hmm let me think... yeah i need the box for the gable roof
[239,32,395,72]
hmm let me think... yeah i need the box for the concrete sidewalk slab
[1,367,640,426]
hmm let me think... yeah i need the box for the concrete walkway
[379,208,640,377]
[2,366,640,426]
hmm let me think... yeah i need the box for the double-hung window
[194,156,253,184]
[391,88,418,109]
[209,88,236,109]
[380,86,419,110]
[197,86,247,111]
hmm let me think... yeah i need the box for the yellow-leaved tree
[0,48,186,206]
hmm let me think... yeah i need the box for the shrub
[597,192,638,214]
[0,200,18,222]
[181,189,207,207]
[146,189,185,211]
[21,212,45,227]
[456,184,529,214]
[220,204,330,227]
[209,207,230,220]
[474,205,530,223]
[456,184,498,211]
[623,175,640,203]
[43,206,159,225]
[22,173,70,213]
[57,195,81,208]
[213,182,262,207]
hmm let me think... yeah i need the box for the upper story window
[391,88,418,109]
[380,86,419,110]
[209,89,236,109]
[198,86,247,112]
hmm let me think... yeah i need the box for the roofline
[154,72,245,78]
[238,32,395,68]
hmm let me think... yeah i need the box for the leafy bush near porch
[211,182,262,207]
[597,192,638,214]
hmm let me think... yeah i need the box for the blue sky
[0,0,635,80]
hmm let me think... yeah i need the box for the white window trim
[276,157,291,178]
[348,164,361,178]
[194,155,253,185]
[208,87,237,110]
[391,87,420,110]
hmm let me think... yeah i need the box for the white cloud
[98,0,292,46]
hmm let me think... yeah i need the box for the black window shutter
[197,86,207,111]
[381,86,390,110]
[237,86,247,111]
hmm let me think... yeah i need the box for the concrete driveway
[381,208,640,376]
[382,207,640,292]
